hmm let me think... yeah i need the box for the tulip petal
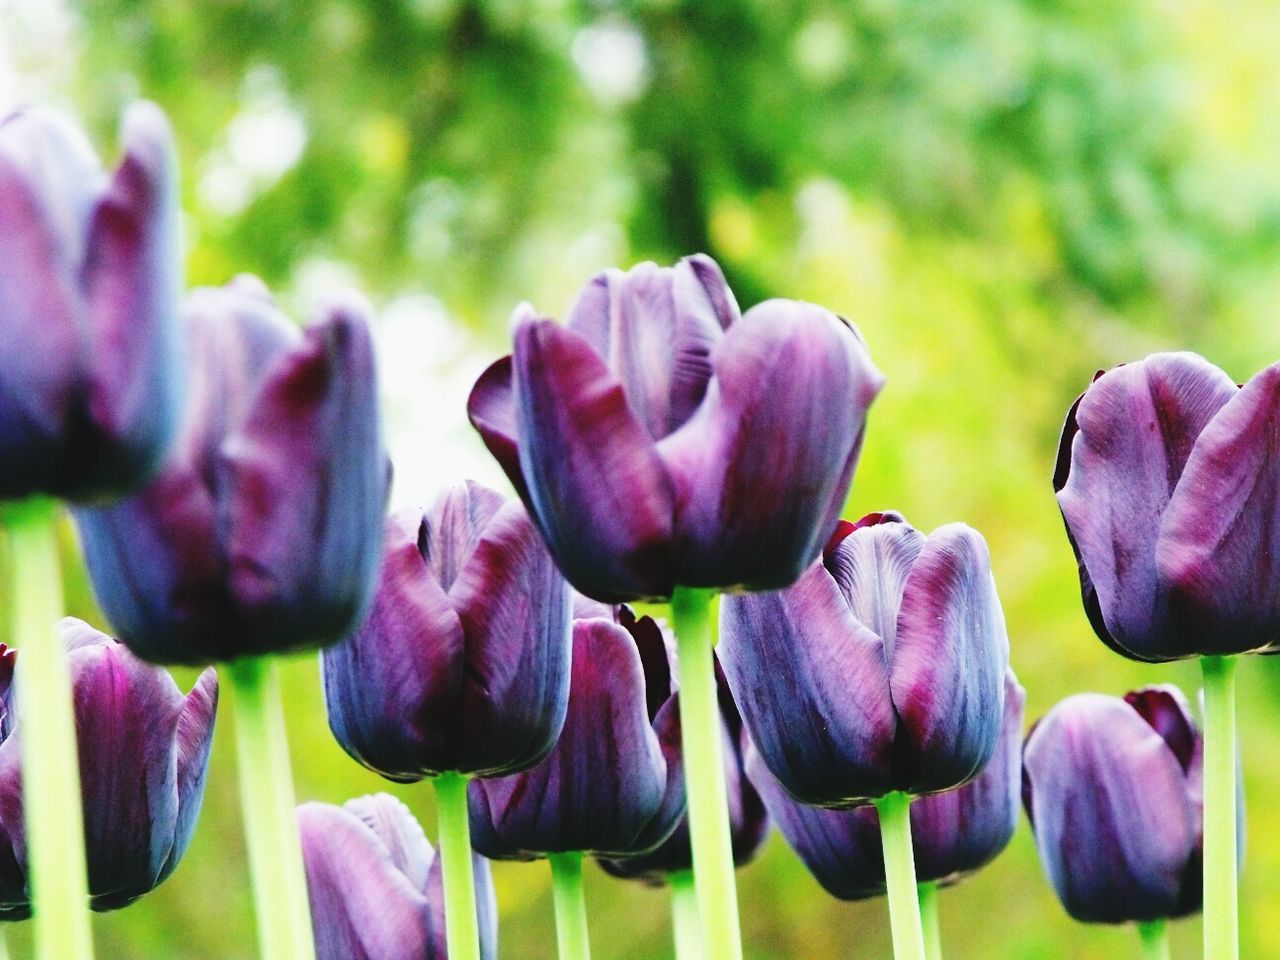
[0,740,27,919]
[158,666,218,885]
[889,525,1008,794]
[719,560,898,805]
[420,480,506,593]
[624,695,686,855]
[824,514,926,648]
[660,301,884,592]
[1056,354,1238,660]
[467,351,530,501]
[424,837,499,960]
[1123,685,1197,774]
[222,295,387,655]
[344,794,435,893]
[323,512,466,780]
[513,317,675,601]
[1023,694,1197,923]
[1157,362,1280,654]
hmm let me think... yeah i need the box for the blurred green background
[3,0,1280,957]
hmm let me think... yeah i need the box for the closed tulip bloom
[468,605,684,858]
[598,660,768,884]
[748,671,1024,900]
[74,276,387,664]
[299,793,497,960]
[720,511,1009,806]
[467,254,884,602]
[0,618,217,917]
[1055,352,1280,660]
[1022,686,1209,924]
[323,481,572,779]
[0,103,183,501]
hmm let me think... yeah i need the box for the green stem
[918,881,942,960]
[1201,655,1238,960]
[228,656,316,960]
[1137,919,1170,960]
[876,791,926,960]
[549,852,591,960]
[670,869,702,960]
[433,772,481,960]
[0,925,9,960]
[672,586,743,960]
[4,498,93,960]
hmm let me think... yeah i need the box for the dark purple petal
[1023,693,1197,923]
[513,317,675,601]
[447,501,573,775]
[1056,353,1237,661]
[719,560,898,805]
[323,512,466,781]
[467,347,528,502]
[824,515,926,644]
[0,741,26,919]
[1123,685,1197,774]
[1157,362,1280,654]
[158,665,218,885]
[221,294,388,656]
[468,618,670,856]
[420,480,506,593]
[889,524,1008,794]
[659,300,884,592]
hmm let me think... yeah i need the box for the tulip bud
[0,619,216,916]
[719,512,1009,806]
[0,102,184,501]
[298,793,497,960]
[323,481,572,779]
[747,671,1024,900]
[1055,351,1280,660]
[467,254,884,602]
[468,606,684,858]
[74,277,388,664]
[1022,685,1218,923]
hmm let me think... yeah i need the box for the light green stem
[5,498,93,960]
[549,852,591,960]
[1201,655,1238,960]
[433,772,481,960]
[0,925,9,960]
[228,656,316,960]
[1138,919,1170,960]
[670,869,702,960]
[918,881,942,960]
[876,791,926,960]
[672,586,743,960]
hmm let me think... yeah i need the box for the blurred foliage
[3,0,1280,957]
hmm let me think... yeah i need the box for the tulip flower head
[74,276,388,664]
[0,102,184,501]
[1022,685,1211,924]
[298,793,497,960]
[0,619,217,917]
[1056,351,1280,660]
[719,511,1010,806]
[468,602,685,859]
[467,254,884,602]
[323,480,572,780]
[748,670,1024,900]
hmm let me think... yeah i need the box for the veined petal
[419,480,506,593]
[343,794,435,893]
[513,317,675,601]
[824,514,925,652]
[1157,362,1280,654]
[158,666,217,885]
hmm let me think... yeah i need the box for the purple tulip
[0,102,183,501]
[73,276,388,664]
[719,511,1009,806]
[323,481,572,779]
[467,254,884,602]
[1022,685,1211,923]
[747,670,1024,900]
[299,793,497,960]
[1055,352,1280,660]
[468,603,684,858]
[598,659,768,884]
[0,618,216,917]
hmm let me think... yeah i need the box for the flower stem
[917,881,942,960]
[433,772,481,960]
[672,586,743,960]
[1201,654,1238,960]
[1138,919,1170,960]
[228,656,316,960]
[4,498,93,960]
[876,790,926,960]
[670,869,702,960]
[549,852,591,960]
